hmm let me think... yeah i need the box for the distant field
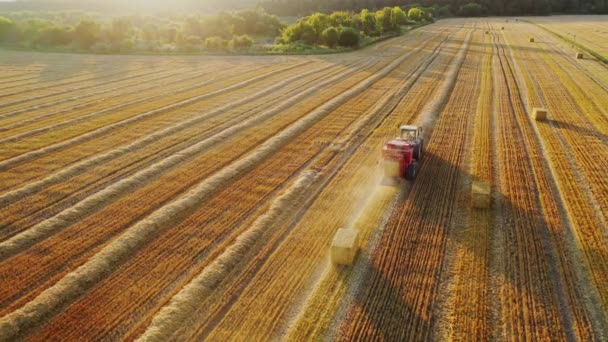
[0,17,606,341]
[528,15,608,60]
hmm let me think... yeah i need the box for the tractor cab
[400,125,422,142]
[382,125,424,181]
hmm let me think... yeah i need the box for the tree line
[259,0,608,16]
[278,7,434,48]
[0,9,283,53]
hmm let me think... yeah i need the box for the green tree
[0,16,16,43]
[407,8,424,21]
[230,34,254,49]
[391,7,407,29]
[73,20,100,48]
[458,3,484,16]
[107,18,132,42]
[338,26,359,47]
[321,26,339,47]
[204,36,228,50]
[359,9,376,35]
[375,7,394,34]
[36,25,73,47]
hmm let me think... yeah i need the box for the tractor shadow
[544,119,608,145]
[336,149,606,340]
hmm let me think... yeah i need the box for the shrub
[391,7,407,28]
[0,16,16,43]
[359,9,376,35]
[338,27,359,47]
[204,36,228,50]
[436,5,452,17]
[230,34,254,49]
[408,8,424,22]
[458,3,484,17]
[321,26,339,47]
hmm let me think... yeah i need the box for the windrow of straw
[0,45,419,340]
[0,62,165,107]
[0,61,310,171]
[0,62,346,257]
[0,63,227,125]
[0,66,226,143]
[137,170,319,342]
[0,61,347,208]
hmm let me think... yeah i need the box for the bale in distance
[529,37,535,42]
[532,107,548,121]
[471,181,491,209]
[576,52,584,59]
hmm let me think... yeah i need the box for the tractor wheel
[414,139,424,160]
[406,162,419,181]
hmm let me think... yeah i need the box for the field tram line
[492,29,587,340]
[0,63,235,126]
[0,62,278,143]
[0,60,363,236]
[136,30,456,341]
[0,41,437,340]
[0,62,173,104]
[501,28,608,333]
[0,60,313,170]
[0,60,363,252]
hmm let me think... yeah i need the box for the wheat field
[0,17,606,341]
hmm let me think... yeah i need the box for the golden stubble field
[0,16,606,341]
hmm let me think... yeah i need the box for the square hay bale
[576,52,584,59]
[471,181,491,209]
[529,37,535,42]
[331,228,359,265]
[532,107,548,121]
[501,26,505,30]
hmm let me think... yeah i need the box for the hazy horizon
[0,0,262,14]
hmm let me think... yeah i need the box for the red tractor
[382,125,423,181]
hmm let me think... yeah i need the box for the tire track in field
[0,61,311,169]
[0,41,432,340]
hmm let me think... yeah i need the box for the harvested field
[0,17,606,341]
